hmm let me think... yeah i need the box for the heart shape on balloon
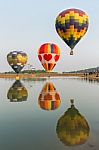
[44,54,52,61]
[54,55,60,62]
[38,55,42,61]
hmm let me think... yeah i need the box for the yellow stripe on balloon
[60,17,65,25]
[79,16,83,24]
[74,13,79,20]
[69,10,74,16]
[48,101,51,110]
[47,44,50,53]
[56,15,62,23]
[70,25,74,35]
[64,14,70,22]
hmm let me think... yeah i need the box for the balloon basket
[70,50,73,55]
[70,99,74,105]
[46,71,51,79]
[16,75,20,80]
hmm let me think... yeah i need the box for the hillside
[64,66,99,74]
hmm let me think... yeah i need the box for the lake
[0,77,99,150]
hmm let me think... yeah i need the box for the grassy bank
[0,72,83,79]
[0,72,99,81]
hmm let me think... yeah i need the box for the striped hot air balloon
[38,82,61,110]
[38,43,60,72]
[55,8,89,55]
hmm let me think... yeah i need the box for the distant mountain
[63,66,99,74]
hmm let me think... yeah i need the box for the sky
[0,0,99,73]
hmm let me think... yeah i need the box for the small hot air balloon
[7,51,28,80]
[38,82,61,110]
[38,43,60,72]
[55,8,89,55]
[56,99,90,146]
[7,80,28,102]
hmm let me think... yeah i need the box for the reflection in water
[38,82,61,110]
[67,77,99,84]
[7,80,28,102]
[56,99,90,146]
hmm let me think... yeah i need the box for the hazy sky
[0,0,99,72]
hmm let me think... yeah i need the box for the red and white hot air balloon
[38,43,60,72]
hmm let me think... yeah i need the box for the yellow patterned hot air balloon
[55,8,89,55]
[7,80,28,102]
[7,51,28,80]
[38,82,61,110]
[56,99,90,146]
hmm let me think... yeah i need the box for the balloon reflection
[7,80,28,102]
[38,82,61,110]
[56,99,90,146]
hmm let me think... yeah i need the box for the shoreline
[0,73,99,81]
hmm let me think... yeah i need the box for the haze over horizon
[0,0,99,73]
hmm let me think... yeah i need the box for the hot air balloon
[55,8,89,55]
[7,51,28,80]
[38,43,60,72]
[56,99,90,146]
[7,80,28,102]
[38,82,61,110]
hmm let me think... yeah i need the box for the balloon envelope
[7,51,28,73]
[38,43,60,72]
[55,8,89,54]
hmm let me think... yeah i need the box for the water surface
[0,77,99,150]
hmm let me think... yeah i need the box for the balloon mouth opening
[46,70,51,73]
[70,50,74,55]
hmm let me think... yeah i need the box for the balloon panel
[38,43,60,72]
[38,82,61,110]
[7,51,28,73]
[42,63,56,72]
[55,8,89,49]
[43,81,56,92]
[38,43,60,54]
[39,100,60,110]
